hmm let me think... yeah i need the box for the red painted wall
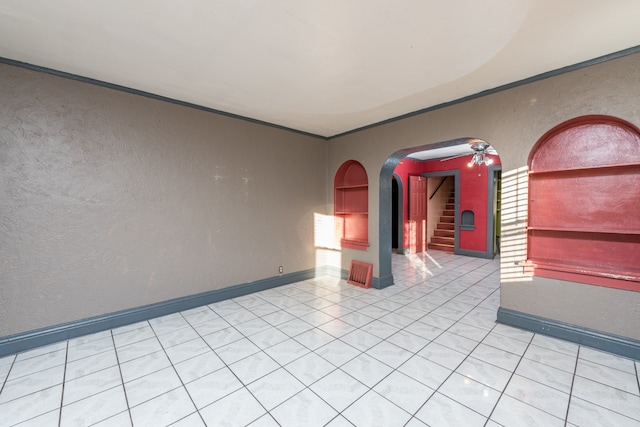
[393,153,501,254]
[427,154,500,252]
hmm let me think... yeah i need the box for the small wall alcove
[334,160,369,250]
[461,210,475,230]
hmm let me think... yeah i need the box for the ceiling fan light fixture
[468,152,493,167]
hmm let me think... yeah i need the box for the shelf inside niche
[528,162,640,175]
[335,184,368,189]
[527,226,640,236]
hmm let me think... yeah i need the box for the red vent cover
[347,261,373,288]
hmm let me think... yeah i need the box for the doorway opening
[425,174,456,253]
[492,169,502,257]
[378,138,502,287]
[392,176,399,251]
[391,173,406,255]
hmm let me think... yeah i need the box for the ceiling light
[468,152,493,167]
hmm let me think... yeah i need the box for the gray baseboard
[1,265,398,358]
[373,274,394,289]
[497,307,640,360]
[0,268,322,358]
[455,248,493,259]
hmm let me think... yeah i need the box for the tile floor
[1,252,639,427]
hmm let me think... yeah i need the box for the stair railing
[429,177,448,200]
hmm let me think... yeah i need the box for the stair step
[437,222,455,230]
[428,242,455,253]
[429,187,456,254]
[430,236,453,245]
[434,229,454,237]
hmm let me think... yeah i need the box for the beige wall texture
[0,64,327,337]
[328,52,640,341]
[2,52,640,343]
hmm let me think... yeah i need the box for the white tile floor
[1,251,639,426]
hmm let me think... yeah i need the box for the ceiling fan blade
[440,153,472,161]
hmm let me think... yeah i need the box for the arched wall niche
[526,115,640,291]
[529,115,640,171]
[335,160,369,250]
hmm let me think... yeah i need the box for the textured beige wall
[328,52,640,340]
[3,53,640,342]
[0,64,327,337]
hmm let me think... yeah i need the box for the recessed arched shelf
[525,115,640,291]
[461,210,475,230]
[335,160,368,250]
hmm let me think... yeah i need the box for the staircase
[428,191,455,253]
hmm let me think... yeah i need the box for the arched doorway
[378,138,502,286]
[391,174,405,254]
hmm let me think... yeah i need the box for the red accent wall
[393,153,501,253]
[426,155,500,252]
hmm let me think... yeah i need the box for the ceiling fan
[441,140,494,166]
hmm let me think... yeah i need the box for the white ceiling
[1,0,639,138]
[406,141,498,161]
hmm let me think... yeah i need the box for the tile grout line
[151,313,216,426]
[251,254,490,422]
[371,259,503,425]
[153,321,195,419]
[563,345,581,426]
[174,307,246,419]
[404,270,493,422]
[230,275,420,425]
[177,304,280,425]
[571,348,640,424]
[396,254,560,425]
[484,334,535,426]
[247,289,359,425]
[1,343,70,426]
[247,291,365,426]
[0,354,17,397]
[110,329,134,427]
[57,340,69,427]
[637,358,640,399]
[405,324,496,424]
